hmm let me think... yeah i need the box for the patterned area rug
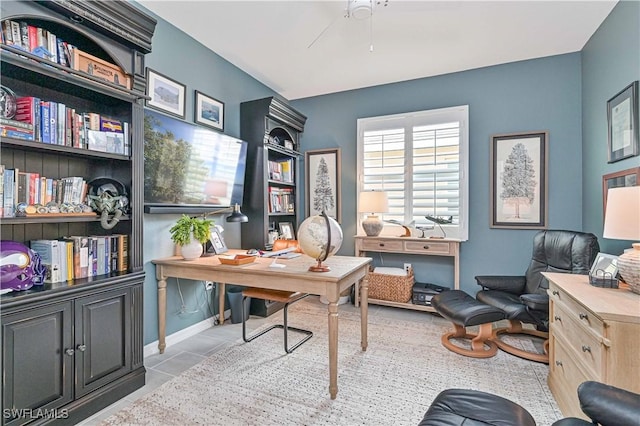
[102,301,562,425]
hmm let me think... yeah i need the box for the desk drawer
[549,283,604,336]
[551,303,604,378]
[550,335,594,418]
[404,241,452,255]
[360,239,404,252]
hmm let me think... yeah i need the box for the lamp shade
[603,186,640,241]
[358,191,388,214]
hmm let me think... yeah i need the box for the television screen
[143,109,248,213]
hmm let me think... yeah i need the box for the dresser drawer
[548,283,604,336]
[404,241,452,255]
[359,239,404,252]
[549,336,594,419]
[551,303,604,378]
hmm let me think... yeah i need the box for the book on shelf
[30,239,62,283]
[3,168,15,217]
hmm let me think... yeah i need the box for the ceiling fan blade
[307,12,343,49]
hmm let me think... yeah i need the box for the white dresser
[544,272,640,418]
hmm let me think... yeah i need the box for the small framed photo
[607,81,639,163]
[602,166,639,214]
[590,253,618,278]
[146,68,186,119]
[490,131,548,229]
[209,228,228,254]
[279,222,295,240]
[194,90,224,132]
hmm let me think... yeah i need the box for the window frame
[356,105,469,241]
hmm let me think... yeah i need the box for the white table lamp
[358,190,388,236]
[603,186,640,294]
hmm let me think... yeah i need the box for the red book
[15,97,38,127]
[28,172,39,205]
[27,25,37,51]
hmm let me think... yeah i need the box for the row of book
[30,235,128,284]
[268,186,295,214]
[2,98,130,155]
[2,19,75,67]
[1,166,88,218]
[268,158,294,183]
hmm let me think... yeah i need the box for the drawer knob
[579,313,588,320]
[552,290,559,296]
[581,345,591,353]
[555,361,563,367]
[554,316,562,321]
[423,245,430,249]
[379,243,385,247]
[77,344,87,352]
[65,348,75,356]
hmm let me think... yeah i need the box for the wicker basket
[366,267,415,303]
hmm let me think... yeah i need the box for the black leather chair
[475,230,599,363]
[551,381,640,426]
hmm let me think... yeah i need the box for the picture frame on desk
[607,81,639,163]
[490,131,548,229]
[208,228,228,254]
[194,90,224,132]
[146,68,186,119]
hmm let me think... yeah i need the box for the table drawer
[551,303,604,378]
[404,241,452,255]
[360,239,404,252]
[548,283,604,336]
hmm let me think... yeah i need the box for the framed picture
[602,166,640,214]
[208,228,228,254]
[146,68,186,119]
[305,148,342,223]
[490,131,548,229]
[607,81,639,163]
[194,90,224,132]
[279,222,295,240]
[589,252,618,279]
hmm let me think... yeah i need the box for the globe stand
[309,259,330,272]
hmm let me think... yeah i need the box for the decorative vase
[180,237,203,260]
[618,243,640,294]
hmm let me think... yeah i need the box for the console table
[354,236,460,312]
[544,272,640,419]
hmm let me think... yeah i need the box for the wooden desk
[544,272,640,418]
[152,252,372,399]
[354,235,460,312]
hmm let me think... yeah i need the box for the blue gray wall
[137,7,278,344]
[136,1,637,345]
[292,53,584,293]
[582,0,640,255]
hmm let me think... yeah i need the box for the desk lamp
[358,190,388,236]
[603,186,640,294]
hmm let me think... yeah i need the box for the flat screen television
[143,109,248,214]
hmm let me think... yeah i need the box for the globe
[298,212,343,272]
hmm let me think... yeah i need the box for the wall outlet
[204,281,214,291]
[404,263,412,273]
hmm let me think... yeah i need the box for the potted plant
[169,215,213,260]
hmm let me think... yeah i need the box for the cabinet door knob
[579,313,588,320]
[552,290,559,296]
[582,345,591,353]
[555,361,563,367]
[77,344,87,352]
[554,316,561,321]
[65,348,75,356]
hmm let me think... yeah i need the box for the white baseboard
[144,309,231,358]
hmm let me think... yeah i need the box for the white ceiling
[138,0,617,100]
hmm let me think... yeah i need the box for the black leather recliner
[475,230,599,363]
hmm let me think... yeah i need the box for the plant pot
[180,238,203,260]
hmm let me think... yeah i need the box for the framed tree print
[490,131,548,229]
[305,148,342,223]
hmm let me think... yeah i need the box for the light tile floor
[78,297,429,425]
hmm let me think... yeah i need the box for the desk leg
[218,282,226,325]
[158,278,167,354]
[328,300,339,399]
[360,277,368,351]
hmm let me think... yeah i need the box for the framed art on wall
[490,131,548,229]
[194,90,224,132]
[146,68,186,119]
[305,148,342,223]
[602,166,640,214]
[607,81,639,163]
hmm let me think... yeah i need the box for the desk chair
[241,288,313,354]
